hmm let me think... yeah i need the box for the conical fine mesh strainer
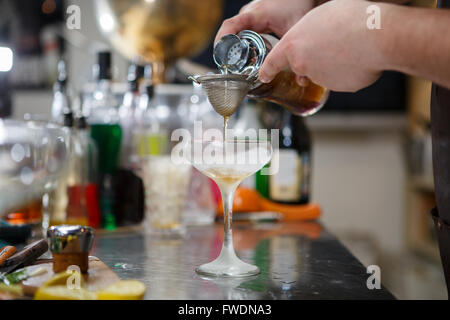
[190,74,256,117]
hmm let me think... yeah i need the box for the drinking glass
[0,119,69,234]
[141,155,191,235]
[183,138,272,277]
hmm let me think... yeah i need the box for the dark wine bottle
[115,62,146,227]
[268,110,311,204]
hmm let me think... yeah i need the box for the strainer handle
[188,75,201,84]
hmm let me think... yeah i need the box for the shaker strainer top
[213,34,249,74]
[213,30,267,78]
[190,31,269,118]
[190,74,256,118]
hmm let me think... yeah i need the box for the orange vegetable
[216,188,262,215]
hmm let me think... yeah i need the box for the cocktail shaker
[213,30,329,116]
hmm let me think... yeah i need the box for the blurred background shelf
[307,112,407,132]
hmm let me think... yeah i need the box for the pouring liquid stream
[222,66,230,144]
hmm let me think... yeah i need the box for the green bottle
[255,164,270,199]
[90,124,122,175]
[86,51,122,230]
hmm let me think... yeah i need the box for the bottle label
[269,149,302,201]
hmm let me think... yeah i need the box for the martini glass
[184,138,272,277]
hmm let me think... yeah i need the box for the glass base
[147,224,186,238]
[196,245,260,277]
[183,209,215,226]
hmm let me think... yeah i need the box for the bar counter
[91,221,395,300]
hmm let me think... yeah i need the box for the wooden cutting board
[21,256,120,296]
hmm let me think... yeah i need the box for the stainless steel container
[47,225,94,273]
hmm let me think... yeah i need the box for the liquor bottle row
[48,52,150,230]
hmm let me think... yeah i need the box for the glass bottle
[119,63,144,167]
[74,114,101,228]
[49,112,76,225]
[51,60,70,124]
[65,119,89,226]
[213,30,329,116]
[135,65,153,122]
[266,110,311,204]
[87,51,122,230]
[135,78,168,157]
[116,63,145,226]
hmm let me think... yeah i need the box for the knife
[0,240,48,278]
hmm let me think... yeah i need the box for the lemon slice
[0,283,23,297]
[34,285,97,300]
[97,280,146,300]
[40,271,85,288]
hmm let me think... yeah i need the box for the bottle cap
[97,51,112,80]
[63,112,74,128]
[145,84,154,98]
[75,115,87,129]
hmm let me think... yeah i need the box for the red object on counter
[67,185,84,222]
[86,183,101,228]
[210,178,221,204]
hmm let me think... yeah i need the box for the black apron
[431,0,450,297]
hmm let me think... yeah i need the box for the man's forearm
[377,4,450,88]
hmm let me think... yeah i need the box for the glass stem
[221,185,237,251]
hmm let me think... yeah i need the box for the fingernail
[297,76,309,87]
[259,75,270,83]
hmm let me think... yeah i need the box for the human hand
[259,0,387,92]
[215,0,315,43]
